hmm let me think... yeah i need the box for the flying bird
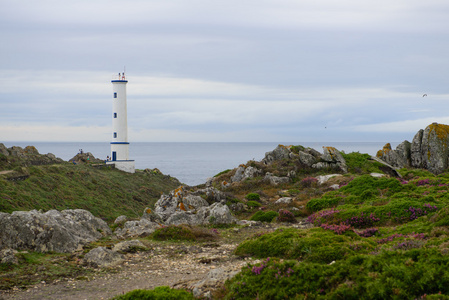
[423,94,427,97]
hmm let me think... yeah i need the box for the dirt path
[0,239,255,300]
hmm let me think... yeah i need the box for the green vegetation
[246,201,262,208]
[250,210,278,222]
[341,151,385,174]
[0,251,92,290]
[245,193,260,201]
[111,286,195,300]
[0,163,180,223]
[223,151,449,299]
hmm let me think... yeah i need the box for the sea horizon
[2,141,400,185]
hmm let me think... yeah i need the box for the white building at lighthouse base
[106,160,135,173]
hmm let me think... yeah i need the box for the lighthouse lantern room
[106,72,135,173]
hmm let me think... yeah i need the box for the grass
[0,163,180,223]
[0,251,93,290]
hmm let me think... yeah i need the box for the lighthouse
[106,72,135,173]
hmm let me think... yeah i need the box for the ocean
[2,142,398,186]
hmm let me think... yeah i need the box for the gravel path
[0,241,253,300]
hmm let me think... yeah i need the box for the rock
[0,248,18,264]
[0,209,111,253]
[411,129,424,168]
[192,267,239,298]
[68,152,103,165]
[197,203,236,225]
[154,191,181,221]
[378,123,449,174]
[316,174,341,185]
[165,211,202,226]
[0,143,9,156]
[112,240,147,253]
[275,197,293,204]
[264,173,290,185]
[421,123,449,174]
[330,184,340,190]
[297,150,317,166]
[262,145,292,164]
[114,218,161,239]
[396,140,411,166]
[114,215,128,224]
[154,186,217,223]
[230,165,261,183]
[230,165,245,182]
[320,146,347,173]
[84,247,124,268]
[142,207,163,223]
[376,142,410,168]
[370,156,401,177]
[370,173,385,178]
[2,145,64,166]
[190,187,228,204]
[229,202,246,212]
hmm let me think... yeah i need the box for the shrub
[151,225,218,242]
[250,211,278,222]
[246,201,261,208]
[235,228,354,263]
[112,286,195,300]
[225,249,449,299]
[300,176,318,188]
[342,152,384,174]
[246,193,260,201]
[277,209,296,223]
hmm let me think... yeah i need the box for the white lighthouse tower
[106,72,135,173]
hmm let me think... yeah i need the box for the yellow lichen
[376,143,392,158]
[146,208,152,214]
[179,202,186,211]
[174,186,184,197]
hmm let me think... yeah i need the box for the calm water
[2,142,398,186]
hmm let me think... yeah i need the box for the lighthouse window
[114,113,117,118]
[113,132,117,138]
[114,92,117,98]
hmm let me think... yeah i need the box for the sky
[1,0,449,143]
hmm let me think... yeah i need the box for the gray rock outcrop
[262,144,347,173]
[112,240,147,253]
[376,142,410,169]
[0,145,63,166]
[379,123,449,174]
[114,218,161,239]
[0,209,111,253]
[0,248,18,264]
[84,247,124,268]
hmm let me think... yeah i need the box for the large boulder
[262,145,292,164]
[231,165,262,183]
[0,209,111,253]
[316,146,347,173]
[421,123,449,174]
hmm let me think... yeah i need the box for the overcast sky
[1,0,449,143]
